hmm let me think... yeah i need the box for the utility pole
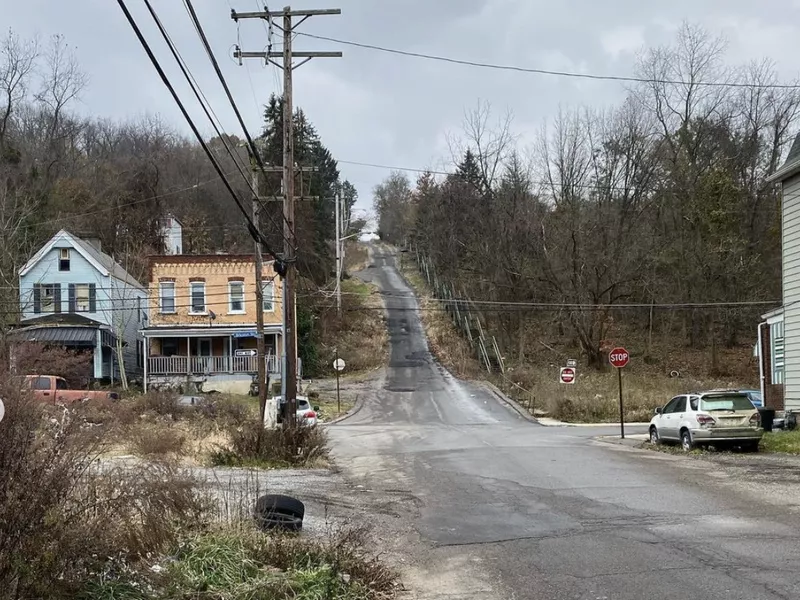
[335,186,342,316]
[233,5,341,427]
[252,167,268,426]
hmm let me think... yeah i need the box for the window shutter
[53,284,62,314]
[33,284,41,314]
[68,284,76,313]
[89,284,97,313]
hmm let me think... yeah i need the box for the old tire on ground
[649,427,660,445]
[680,429,694,452]
[255,494,305,532]
[258,512,303,532]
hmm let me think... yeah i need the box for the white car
[272,395,319,426]
[649,391,762,451]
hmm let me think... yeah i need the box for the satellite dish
[209,310,217,320]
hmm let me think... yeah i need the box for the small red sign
[560,367,576,384]
[609,347,630,369]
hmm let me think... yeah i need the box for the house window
[190,282,206,314]
[161,339,179,356]
[59,248,70,271]
[75,284,91,312]
[159,282,176,314]
[229,281,245,313]
[772,321,785,385]
[262,280,275,312]
[34,283,61,313]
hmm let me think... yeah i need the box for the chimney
[85,237,102,252]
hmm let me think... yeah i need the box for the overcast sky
[8,0,800,217]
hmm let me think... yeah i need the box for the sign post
[609,347,630,438]
[333,353,346,414]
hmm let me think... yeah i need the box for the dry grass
[344,240,370,273]
[0,379,205,599]
[210,418,331,469]
[499,365,752,422]
[318,277,389,375]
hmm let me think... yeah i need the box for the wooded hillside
[374,24,797,373]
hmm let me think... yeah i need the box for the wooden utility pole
[233,5,341,426]
[252,168,268,424]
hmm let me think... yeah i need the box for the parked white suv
[649,391,762,451]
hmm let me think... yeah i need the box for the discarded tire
[254,494,305,532]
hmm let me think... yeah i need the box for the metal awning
[10,326,116,347]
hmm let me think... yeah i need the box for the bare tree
[0,30,38,149]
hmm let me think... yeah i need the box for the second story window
[190,281,206,314]
[262,280,275,312]
[33,283,61,314]
[229,281,245,313]
[159,281,176,314]
[69,283,95,312]
[59,248,70,271]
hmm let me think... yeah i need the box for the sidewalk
[594,433,649,448]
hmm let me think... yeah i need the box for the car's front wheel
[649,426,660,445]
[680,429,694,452]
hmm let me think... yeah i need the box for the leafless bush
[0,378,205,599]
[12,341,93,387]
[127,422,187,459]
[212,419,330,468]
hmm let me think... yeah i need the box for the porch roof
[141,324,282,338]
[10,325,116,347]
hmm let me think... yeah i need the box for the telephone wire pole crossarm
[232,5,341,427]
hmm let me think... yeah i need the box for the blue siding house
[14,230,147,383]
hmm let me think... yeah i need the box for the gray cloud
[8,0,800,214]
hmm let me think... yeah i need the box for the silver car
[649,391,762,451]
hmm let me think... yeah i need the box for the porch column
[94,329,102,380]
[143,335,149,393]
[186,335,191,375]
[229,335,234,373]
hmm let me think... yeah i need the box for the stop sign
[609,347,630,368]
[560,367,576,384]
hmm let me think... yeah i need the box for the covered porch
[11,314,118,381]
[144,328,282,379]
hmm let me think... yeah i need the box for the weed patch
[210,419,330,469]
[761,430,800,454]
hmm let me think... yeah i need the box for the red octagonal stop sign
[609,347,630,368]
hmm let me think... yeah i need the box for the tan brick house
[141,254,283,393]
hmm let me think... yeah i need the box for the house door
[197,338,212,356]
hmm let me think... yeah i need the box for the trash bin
[758,408,776,433]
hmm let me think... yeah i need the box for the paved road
[330,247,800,600]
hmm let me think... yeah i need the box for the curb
[482,382,542,425]
[593,434,648,449]
[323,370,385,426]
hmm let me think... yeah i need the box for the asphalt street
[330,246,800,600]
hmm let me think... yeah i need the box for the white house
[766,133,800,412]
[14,230,147,382]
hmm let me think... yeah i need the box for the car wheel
[680,429,694,452]
[649,427,660,445]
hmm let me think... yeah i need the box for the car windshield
[297,400,310,410]
[699,394,754,412]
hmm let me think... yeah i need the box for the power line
[183,0,294,244]
[116,0,281,263]
[143,0,254,194]
[297,32,800,90]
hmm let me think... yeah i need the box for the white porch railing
[149,355,280,375]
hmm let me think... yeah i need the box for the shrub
[12,341,94,387]
[0,378,205,599]
[211,419,330,468]
[128,423,187,459]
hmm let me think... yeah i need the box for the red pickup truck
[26,375,119,405]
